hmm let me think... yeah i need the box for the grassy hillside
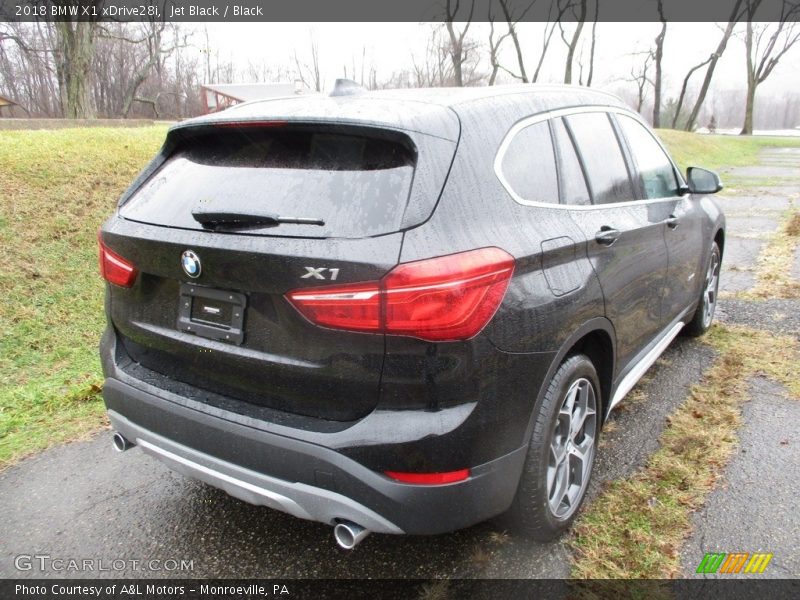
[0,126,167,467]
[656,129,800,174]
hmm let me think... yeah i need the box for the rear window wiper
[191,210,325,229]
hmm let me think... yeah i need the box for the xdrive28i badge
[181,250,202,278]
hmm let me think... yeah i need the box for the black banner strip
[1,0,799,23]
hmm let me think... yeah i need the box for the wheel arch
[714,227,725,258]
[522,317,617,445]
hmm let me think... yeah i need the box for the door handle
[595,226,621,246]
[666,215,679,229]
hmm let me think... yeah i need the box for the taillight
[286,247,515,342]
[384,469,470,485]
[98,233,138,288]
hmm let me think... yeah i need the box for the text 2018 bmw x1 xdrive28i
[99,82,724,548]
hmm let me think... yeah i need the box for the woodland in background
[0,0,798,134]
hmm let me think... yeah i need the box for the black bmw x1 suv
[99,83,724,548]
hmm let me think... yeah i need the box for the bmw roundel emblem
[181,250,202,279]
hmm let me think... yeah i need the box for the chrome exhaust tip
[112,432,134,452]
[333,520,370,550]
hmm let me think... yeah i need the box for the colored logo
[696,552,773,574]
[181,250,202,279]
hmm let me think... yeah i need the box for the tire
[501,354,601,540]
[683,241,721,337]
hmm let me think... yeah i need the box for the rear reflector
[286,247,515,342]
[384,469,470,485]
[98,233,138,288]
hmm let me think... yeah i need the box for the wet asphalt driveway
[0,335,715,579]
[2,149,798,579]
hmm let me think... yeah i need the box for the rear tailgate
[103,224,400,421]
[102,113,458,422]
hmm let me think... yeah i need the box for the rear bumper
[103,375,528,535]
[99,310,556,535]
[109,408,403,534]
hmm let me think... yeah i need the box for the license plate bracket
[177,283,246,345]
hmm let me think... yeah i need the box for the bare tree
[1,21,204,119]
[412,23,485,88]
[681,0,746,131]
[294,36,322,92]
[628,51,654,114]
[670,54,714,129]
[0,27,29,50]
[739,0,800,134]
[342,46,371,87]
[652,0,667,127]
[585,0,598,86]
[487,0,540,85]
[498,0,538,83]
[576,0,599,86]
[202,26,212,84]
[53,7,101,118]
[412,27,453,87]
[487,9,510,85]
[443,0,476,86]
[559,0,588,84]
[0,23,60,116]
[110,24,190,116]
[532,0,571,82]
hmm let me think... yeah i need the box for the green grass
[656,129,800,174]
[569,325,800,578]
[0,126,167,467]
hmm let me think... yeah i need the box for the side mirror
[686,167,723,194]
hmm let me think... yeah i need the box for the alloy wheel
[702,249,721,328]
[547,377,597,519]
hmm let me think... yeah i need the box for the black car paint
[99,85,724,535]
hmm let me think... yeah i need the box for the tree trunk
[564,0,587,85]
[487,18,501,86]
[54,21,97,118]
[499,0,528,83]
[509,27,528,83]
[685,0,743,131]
[741,80,756,135]
[533,21,558,83]
[445,20,464,87]
[652,2,667,128]
[586,0,598,87]
[741,20,756,135]
[671,55,713,129]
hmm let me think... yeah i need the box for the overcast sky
[196,21,800,102]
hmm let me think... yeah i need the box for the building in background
[200,81,309,114]
[0,93,28,117]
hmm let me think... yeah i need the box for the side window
[500,121,559,205]
[551,118,591,206]
[617,115,679,199]
[565,112,635,205]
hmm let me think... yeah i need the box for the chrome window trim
[494,105,683,211]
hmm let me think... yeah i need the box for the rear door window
[565,112,635,205]
[120,126,417,239]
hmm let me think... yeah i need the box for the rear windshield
[120,126,417,239]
